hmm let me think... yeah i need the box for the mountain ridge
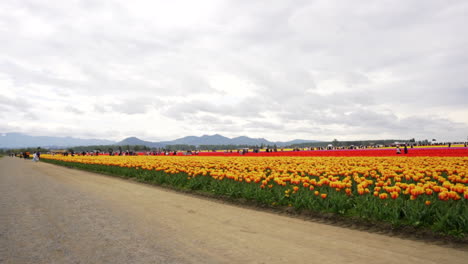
[0,132,319,149]
[117,134,318,148]
[0,132,115,148]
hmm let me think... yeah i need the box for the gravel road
[0,157,467,264]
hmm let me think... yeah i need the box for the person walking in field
[404,145,408,154]
[32,152,39,162]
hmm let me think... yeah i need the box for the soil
[1,157,467,264]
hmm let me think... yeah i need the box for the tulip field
[41,150,468,237]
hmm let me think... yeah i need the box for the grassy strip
[41,158,467,239]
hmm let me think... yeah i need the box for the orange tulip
[379,193,388,199]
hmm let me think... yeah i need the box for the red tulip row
[195,148,468,157]
[93,147,468,157]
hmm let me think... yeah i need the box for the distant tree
[332,139,339,146]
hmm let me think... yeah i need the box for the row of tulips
[86,146,468,157]
[194,148,468,157]
[41,154,468,237]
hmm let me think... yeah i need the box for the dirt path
[0,157,467,264]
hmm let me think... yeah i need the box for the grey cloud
[0,60,86,92]
[0,2,214,97]
[163,98,266,120]
[0,0,467,141]
[285,125,328,135]
[245,121,285,131]
[64,105,84,114]
[0,95,30,111]
[264,114,467,141]
[28,126,122,140]
[398,116,466,133]
[341,110,398,128]
[219,0,468,107]
[0,123,18,133]
[295,110,466,140]
[195,115,234,125]
[162,101,214,120]
[93,104,107,113]
[23,112,39,120]
[108,98,162,115]
[0,95,41,124]
[92,98,153,115]
[276,90,377,120]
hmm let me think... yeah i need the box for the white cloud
[0,0,467,142]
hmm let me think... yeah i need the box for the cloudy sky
[1,0,467,142]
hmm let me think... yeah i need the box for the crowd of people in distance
[395,145,408,154]
[10,151,41,162]
[51,149,197,157]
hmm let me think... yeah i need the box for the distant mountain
[136,134,319,147]
[0,133,115,148]
[118,137,147,145]
[117,137,164,148]
[0,132,320,149]
[282,139,315,145]
[230,136,271,145]
[163,134,234,146]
